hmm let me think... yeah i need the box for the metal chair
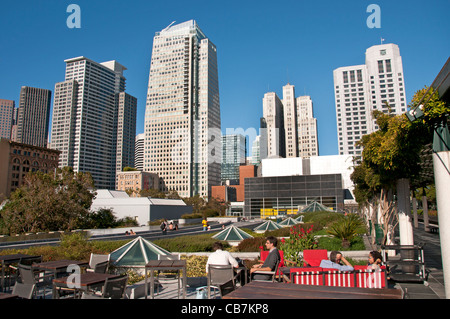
[82,275,128,299]
[17,263,52,298]
[12,282,36,299]
[86,254,110,273]
[207,264,238,299]
[251,260,280,282]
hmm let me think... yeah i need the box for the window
[378,60,384,73]
[385,59,392,73]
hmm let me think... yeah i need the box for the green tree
[0,167,95,234]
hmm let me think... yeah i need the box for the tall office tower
[221,134,246,183]
[51,57,137,189]
[16,86,51,148]
[282,84,298,157]
[296,96,319,157]
[115,92,137,172]
[251,135,261,165]
[10,107,19,142]
[0,99,15,139]
[334,43,406,155]
[144,20,221,198]
[262,92,285,158]
[135,133,145,171]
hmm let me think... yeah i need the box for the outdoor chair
[82,274,128,299]
[17,263,52,298]
[251,260,280,283]
[207,264,239,299]
[12,282,36,299]
[86,253,110,273]
[87,260,109,274]
[259,250,285,277]
[302,249,328,267]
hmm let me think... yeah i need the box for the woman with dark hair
[368,250,383,270]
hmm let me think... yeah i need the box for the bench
[289,266,387,289]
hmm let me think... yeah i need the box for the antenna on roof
[163,21,176,32]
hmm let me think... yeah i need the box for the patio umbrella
[253,220,282,233]
[109,236,173,267]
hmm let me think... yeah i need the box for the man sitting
[250,236,281,281]
[320,251,354,271]
[206,242,239,272]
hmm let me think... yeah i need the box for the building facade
[244,174,344,219]
[262,92,285,158]
[50,57,137,190]
[0,99,15,139]
[334,43,407,155]
[221,134,246,182]
[116,171,159,194]
[144,20,221,198]
[0,138,60,200]
[16,86,52,148]
[135,133,145,171]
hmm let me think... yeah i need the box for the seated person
[250,236,281,280]
[206,242,239,272]
[319,251,354,271]
[367,250,383,270]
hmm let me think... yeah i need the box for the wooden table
[52,273,120,299]
[33,260,89,278]
[223,281,404,299]
[0,292,18,299]
[144,260,187,299]
[0,254,41,291]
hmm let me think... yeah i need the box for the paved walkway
[391,223,446,299]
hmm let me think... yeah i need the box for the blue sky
[1,0,449,156]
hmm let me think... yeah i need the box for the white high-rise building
[334,43,407,155]
[262,92,284,158]
[262,84,318,158]
[282,84,298,158]
[51,57,137,189]
[135,133,145,171]
[296,95,319,157]
[144,20,221,198]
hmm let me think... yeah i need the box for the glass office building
[221,134,246,182]
[244,174,344,219]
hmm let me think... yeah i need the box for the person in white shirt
[206,242,239,272]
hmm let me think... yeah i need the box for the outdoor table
[222,281,404,299]
[144,260,187,299]
[0,254,41,292]
[32,259,89,278]
[52,272,120,299]
[0,292,18,299]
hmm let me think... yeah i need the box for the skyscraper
[144,20,221,198]
[0,99,15,139]
[296,95,319,157]
[262,92,285,158]
[262,84,318,158]
[221,134,246,182]
[16,86,51,148]
[51,56,137,189]
[334,43,406,155]
[135,133,145,171]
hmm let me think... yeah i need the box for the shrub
[181,255,209,277]
[236,237,267,252]
[279,224,318,265]
[154,233,229,252]
[326,213,365,248]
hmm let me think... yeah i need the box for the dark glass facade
[244,174,344,219]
